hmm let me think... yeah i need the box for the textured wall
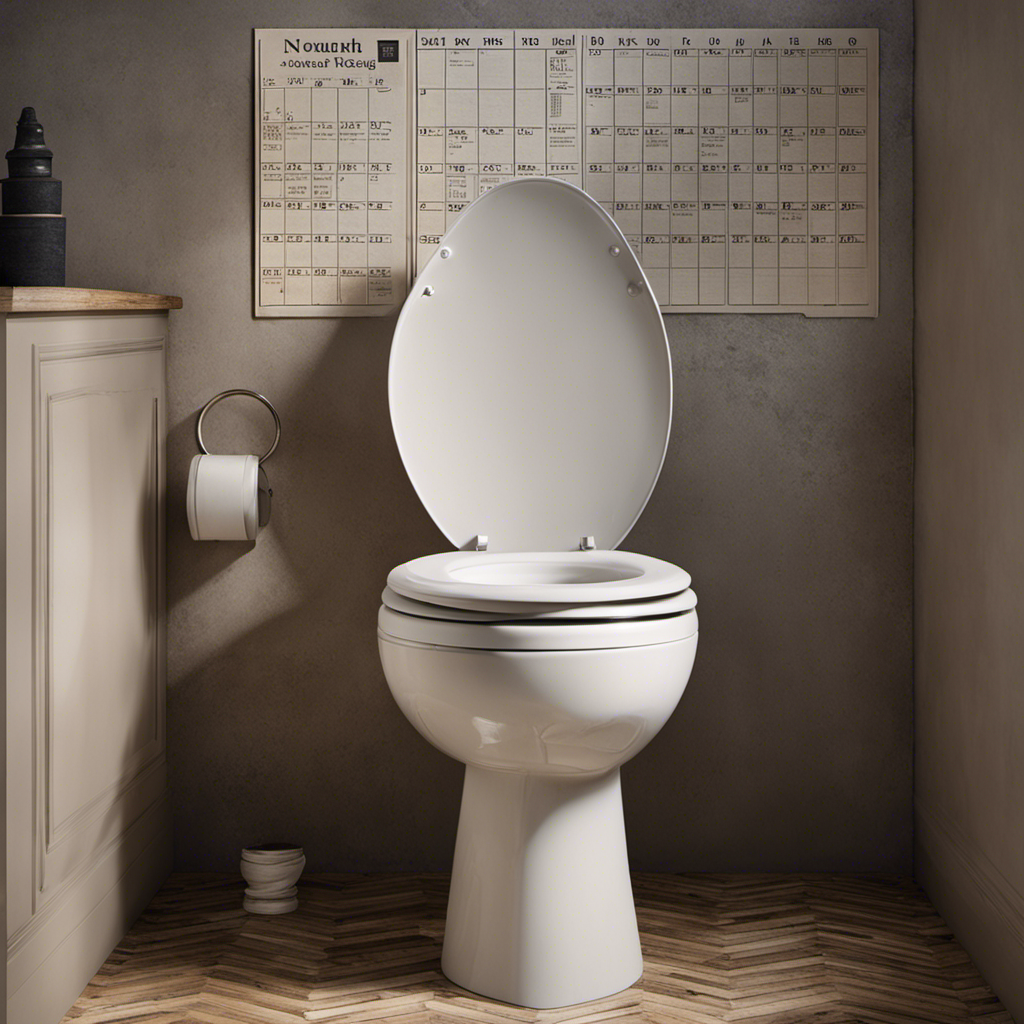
[0,0,913,872]
[914,1,1024,1016]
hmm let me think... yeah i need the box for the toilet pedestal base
[442,764,643,1008]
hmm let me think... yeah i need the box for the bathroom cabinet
[1,288,181,1024]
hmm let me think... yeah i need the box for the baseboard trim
[6,797,172,1024]
[916,801,1024,1022]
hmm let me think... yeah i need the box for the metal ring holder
[196,389,281,463]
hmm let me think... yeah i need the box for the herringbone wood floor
[61,873,1012,1024]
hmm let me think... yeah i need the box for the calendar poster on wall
[255,28,878,317]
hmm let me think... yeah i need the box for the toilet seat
[381,584,697,622]
[387,550,690,613]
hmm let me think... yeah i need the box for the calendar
[255,28,878,317]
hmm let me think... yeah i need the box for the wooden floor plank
[58,874,1011,1024]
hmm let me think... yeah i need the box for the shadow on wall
[165,316,465,872]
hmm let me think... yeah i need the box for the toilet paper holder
[187,389,281,541]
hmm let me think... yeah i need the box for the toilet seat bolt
[579,536,596,551]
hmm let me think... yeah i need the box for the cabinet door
[6,314,168,1016]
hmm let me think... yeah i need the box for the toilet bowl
[379,177,698,1008]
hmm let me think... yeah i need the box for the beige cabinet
[2,288,180,1024]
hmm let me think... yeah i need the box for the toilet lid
[389,178,672,553]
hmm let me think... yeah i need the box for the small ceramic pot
[240,844,304,914]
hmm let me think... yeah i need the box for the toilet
[378,178,698,1009]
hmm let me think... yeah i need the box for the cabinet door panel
[36,341,166,901]
[48,387,159,834]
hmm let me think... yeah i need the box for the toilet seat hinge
[474,535,489,551]
[579,535,596,551]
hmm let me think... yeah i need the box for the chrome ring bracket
[195,389,281,463]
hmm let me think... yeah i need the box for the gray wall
[915,1,1024,1016]
[0,0,913,872]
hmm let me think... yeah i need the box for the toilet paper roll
[187,454,260,541]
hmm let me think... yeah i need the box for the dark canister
[0,107,66,286]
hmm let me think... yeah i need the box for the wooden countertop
[0,287,183,313]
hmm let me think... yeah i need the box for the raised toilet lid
[389,178,672,553]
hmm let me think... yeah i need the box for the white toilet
[378,178,698,1009]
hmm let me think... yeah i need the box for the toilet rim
[387,550,691,611]
[381,585,697,622]
[378,604,698,651]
